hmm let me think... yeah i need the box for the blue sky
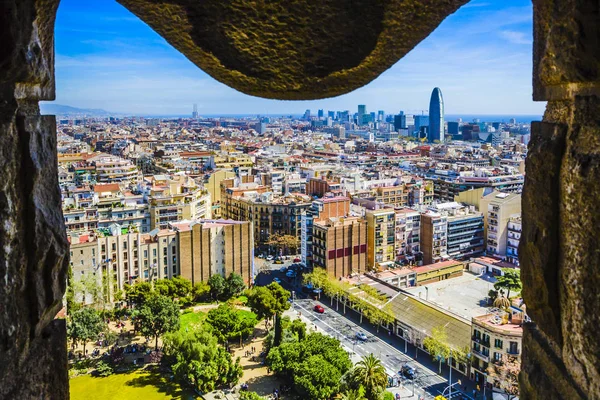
[52,0,544,116]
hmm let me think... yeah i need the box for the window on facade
[494,338,503,349]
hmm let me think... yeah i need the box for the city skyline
[52,0,544,115]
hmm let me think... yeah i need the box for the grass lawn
[70,367,198,400]
[179,310,206,332]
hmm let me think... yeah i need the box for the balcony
[472,349,490,363]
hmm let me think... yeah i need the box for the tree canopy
[224,272,246,299]
[247,282,291,322]
[423,326,451,374]
[347,354,388,400]
[267,332,352,399]
[125,281,153,308]
[208,274,226,301]
[206,303,257,345]
[67,307,106,355]
[133,293,180,349]
[163,327,242,393]
[494,269,522,299]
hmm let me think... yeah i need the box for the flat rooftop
[404,271,494,320]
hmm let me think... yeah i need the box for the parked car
[266,255,274,261]
[273,277,282,284]
[400,364,417,379]
[279,266,287,273]
[286,270,297,278]
[258,254,264,259]
[356,332,368,341]
[314,305,325,313]
[293,257,301,263]
[274,260,284,264]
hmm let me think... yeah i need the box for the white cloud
[498,30,532,45]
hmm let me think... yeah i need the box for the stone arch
[0,0,599,398]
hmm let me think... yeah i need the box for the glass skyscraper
[428,87,444,142]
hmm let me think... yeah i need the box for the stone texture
[520,120,566,347]
[532,0,600,101]
[116,0,469,100]
[559,95,600,397]
[0,0,69,399]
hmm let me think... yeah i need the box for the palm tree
[340,386,367,400]
[350,354,388,400]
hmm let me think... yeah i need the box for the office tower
[369,111,376,123]
[378,110,385,121]
[448,121,459,136]
[303,109,311,120]
[318,109,324,119]
[428,87,444,142]
[192,103,198,119]
[358,104,366,125]
[394,114,403,131]
[328,110,335,120]
[414,115,429,132]
[509,118,516,124]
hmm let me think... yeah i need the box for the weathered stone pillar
[520,1,600,399]
[0,0,69,398]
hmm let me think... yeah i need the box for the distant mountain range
[40,103,118,117]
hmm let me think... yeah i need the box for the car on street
[274,259,284,264]
[400,364,417,379]
[273,277,282,284]
[279,266,287,273]
[293,257,301,263]
[286,270,297,278]
[356,332,368,341]
[258,254,264,258]
[266,255,274,261]
[314,305,325,313]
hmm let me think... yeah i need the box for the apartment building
[470,306,524,392]
[312,217,368,278]
[69,218,253,304]
[429,202,484,261]
[506,216,521,265]
[208,153,254,176]
[94,155,142,183]
[480,192,521,257]
[174,219,254,286]
[69,227,179,304]
[147,174,212,230]
[222,180,311,246]
[366,208,396,269]
[420,211,449,265]
[394,208,421,264]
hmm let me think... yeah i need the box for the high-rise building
[447,121,459,136]
[414,115,429,133]
[303,109,311,120]
[318,109,324,119]
[378,110,385,121]
[192,103,198,119]
[428,87,444,142]
[328,110,335,120]
[358,105,366,125]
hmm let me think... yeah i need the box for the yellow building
[366,208,396,269]
[147,174,211,230]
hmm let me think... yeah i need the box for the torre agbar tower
[429,87,444,142]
